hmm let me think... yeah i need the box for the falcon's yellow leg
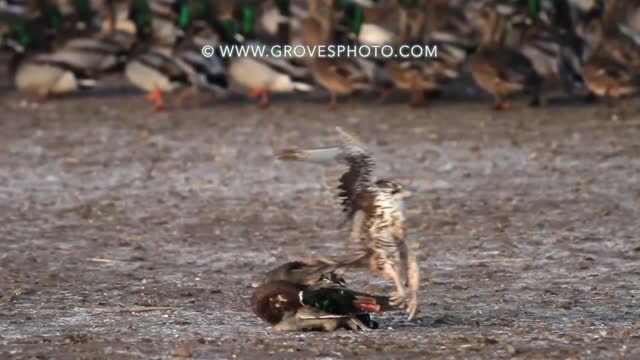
[406,250,419,320]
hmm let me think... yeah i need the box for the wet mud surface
[1,90,639,359]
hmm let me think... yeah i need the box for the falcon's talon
[406,295,418,320]
[389,291,407,308]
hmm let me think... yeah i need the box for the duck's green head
[275,0,291,17]
[212,18,239,45]
[339,3,364,35]
[39,0,64,31]
[5,17,33,52]
[71,0,93,27]
[172,0,191,29]
[129,0,153,37]
[595,0,604,10]
[527,0,539,18]
[233,5,255,38]
[399,0,419,9]
[189,0,213,22]
[333,0,351,11]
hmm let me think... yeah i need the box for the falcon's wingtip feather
[275,148,304,161]
[335,127,367,149]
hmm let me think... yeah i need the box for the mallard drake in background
[469,5,543,110]
[251,279,390,331]
[2,11,97,101]
[218,5,313,108]
[124,0,191,110]
[338,0,395,46]
[125,47,194,110]
[1,0,639,110]
[9,51,97,101]
[41,0,133,76]
[123,0,231,110]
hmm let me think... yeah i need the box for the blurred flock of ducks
[1,0,639,112]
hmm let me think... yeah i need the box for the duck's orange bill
[353,301,380,312]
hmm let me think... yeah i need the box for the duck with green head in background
[43,0,134,77]
[124,0,188,110]
[2,8,97,102]
[124,0,228,111]
[219,2,313,108]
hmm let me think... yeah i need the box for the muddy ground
[0,85,639,359]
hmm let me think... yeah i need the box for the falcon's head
[375,180,411,200]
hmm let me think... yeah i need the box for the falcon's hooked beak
[390,183,411,199]
[397,188,412,199]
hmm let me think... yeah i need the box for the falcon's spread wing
[252,259,344,288]
[276,127,376,224]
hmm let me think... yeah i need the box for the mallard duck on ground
[251,279,391,331]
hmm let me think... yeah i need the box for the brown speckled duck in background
[468,5,543,110]
[581,0,640,112]
[302,3,372,110]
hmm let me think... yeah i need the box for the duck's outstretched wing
[276,127,375,224]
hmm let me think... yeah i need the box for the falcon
[276,127,419,320]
